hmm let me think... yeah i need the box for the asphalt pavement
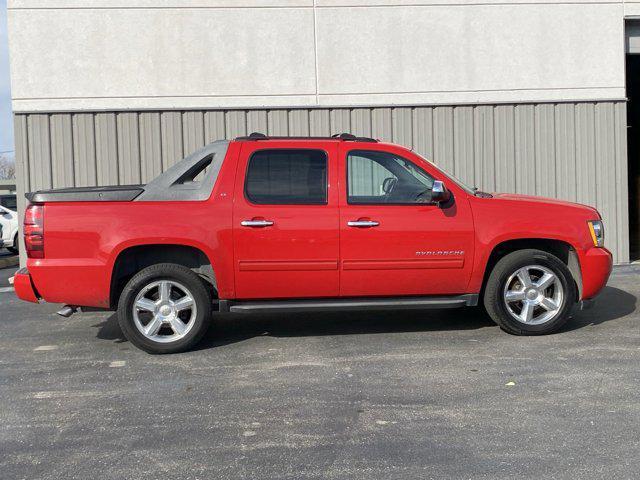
[0,250,17,287]
[0,265,638,479]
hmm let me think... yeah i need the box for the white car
[0,205,19,254]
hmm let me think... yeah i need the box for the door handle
[347,220,379,228]
[241,219,274,227]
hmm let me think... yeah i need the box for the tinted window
[0,195,16,210]
[347,151,434,204]
[246,149,327,205]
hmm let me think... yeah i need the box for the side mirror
[431,180,451,205]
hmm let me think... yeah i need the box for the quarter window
[347,150,435,204]
[245,149,328,205]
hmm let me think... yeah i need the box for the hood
[491,193,600,217]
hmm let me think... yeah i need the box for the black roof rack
[235,132,378,143]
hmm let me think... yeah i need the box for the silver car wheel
[503,265,564,326]
[132,280,197,343]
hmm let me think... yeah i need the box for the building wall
[13,102,630,262]
[6,1,629,110]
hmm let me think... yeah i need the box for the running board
[219,294,478,314]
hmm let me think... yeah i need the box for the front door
[338,144,475,297]
[233,142,340,299]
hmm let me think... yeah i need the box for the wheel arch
[110,244,217,309]
[480,238,582,300]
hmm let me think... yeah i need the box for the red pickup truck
[14,133,612,353]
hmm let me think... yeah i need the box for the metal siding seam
[574,103,597,207]
[225,110,247,139]
[204,111,226,143]
[182,111,205,156]
[13,115,29,266]
[247,110,267,135]
[554,103,577,202]
[392,107,413,149]
[139,112,162,183]
[72,113,97,187]
[161,111,184,170]
[309,109,330,136]
[494,105,515,194]
[50,114,74,188]
[288,109,310,136]
[452,106,474,186]
[473,105,495,192]
[27,114,52,190]
[350,108,371,137]
[595,103,618,262]
[330,109,350,135]
[372,108,393,143]
[534,104,556,198]
[514,104,535,195]
[268,110,289,136]
[614,102,629,262]
[94,113,118,186]
[412,107,433,160]
[116,112,140,185]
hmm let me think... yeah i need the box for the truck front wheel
[117,263,212,354]
[483,249,577,335]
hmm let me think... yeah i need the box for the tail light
[24,204,44,258]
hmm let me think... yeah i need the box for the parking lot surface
[0,265,638,479]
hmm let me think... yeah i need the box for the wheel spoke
[519,302,534,323]
[135,298,157,312]
[158,281,172,303]
[516,268,533,288]
[173,295,194,312]
[505,289,526,302]
[540,297,558,311]
[144,316,163,336]
[535,272,555,291]
[169,317,187,336]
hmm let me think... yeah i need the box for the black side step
[219,294,478,314]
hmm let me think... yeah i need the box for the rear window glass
[245,149,327,205]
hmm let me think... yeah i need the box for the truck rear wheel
[7,233,18,254]
[483,249,576,335]
[117,263,212,354]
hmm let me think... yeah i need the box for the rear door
[338,143,475,297]
[232,141,340,299]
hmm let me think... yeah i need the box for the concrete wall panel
[7,2,626,111]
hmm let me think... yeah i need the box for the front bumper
[13,268,40,303]
[580,247,613,300]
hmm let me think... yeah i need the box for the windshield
[413,152,478,195]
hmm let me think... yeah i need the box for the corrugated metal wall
[14,101,630,263]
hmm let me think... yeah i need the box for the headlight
[587,220,604,247]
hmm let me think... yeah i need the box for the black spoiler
[26,185,144,203]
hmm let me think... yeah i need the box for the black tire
[483,249,576,335]
[7,238,18,255]
[117,263,212,354]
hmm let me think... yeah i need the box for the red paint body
[14,138,612,307]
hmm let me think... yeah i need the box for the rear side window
[245,149,328,205]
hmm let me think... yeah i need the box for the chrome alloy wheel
[132,280,197,343]
[503,265,564,326]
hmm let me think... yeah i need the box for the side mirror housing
[431,180,452,206]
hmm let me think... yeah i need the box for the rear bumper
[580,247,613,300]
[13,268,40,303]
